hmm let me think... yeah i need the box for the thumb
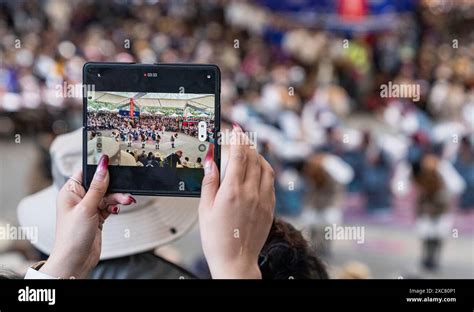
[199,144,219,211]
[81,154,110,215]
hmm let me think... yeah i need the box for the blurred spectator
[453,137,474,211]
[411,154,466,271]
[300,153,353,257]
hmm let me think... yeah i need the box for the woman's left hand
[40,155,135,278]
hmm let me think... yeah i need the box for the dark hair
[0,268,20,279]
[412,154,443,195]
[259,219,329,279]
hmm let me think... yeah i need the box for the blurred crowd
[0,0,473,276]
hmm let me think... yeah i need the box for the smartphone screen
[83,63,220,196]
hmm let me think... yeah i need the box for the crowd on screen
[87,112,214,144]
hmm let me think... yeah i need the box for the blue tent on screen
[119,109,140,117]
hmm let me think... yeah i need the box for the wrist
[40,252,91,279]
[209,258,262,279]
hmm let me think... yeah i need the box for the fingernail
[204,144,214,175]
[112,206,120,214]
[95,154,109,181]
[128,196,136,204]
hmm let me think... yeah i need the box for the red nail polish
[112,206,120,214]
[204,144,214,174]
[94,154,109,181]
[129,196,136,204]
[205,143,214,163]
[97,154,109,171]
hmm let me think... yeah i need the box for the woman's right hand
[198,124,275,279]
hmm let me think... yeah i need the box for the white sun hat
[17,128,199,260]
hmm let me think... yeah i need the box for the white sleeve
[322,155,354,185]
[24,268,59,279]
[438,160,466,195]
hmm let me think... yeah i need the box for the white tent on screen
[89,91,215,116]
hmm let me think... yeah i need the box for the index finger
[63,170,86,198]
